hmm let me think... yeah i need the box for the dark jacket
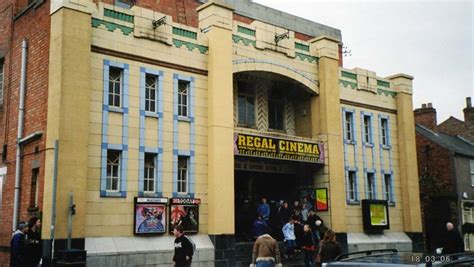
[10,231,27,267]
[320,241,342,263]
[441,229,464,254]
[302,231,315,250]
[278,207,291,225]
[26,229,42,266]
[252,219,269,238]
[173,235,194,266]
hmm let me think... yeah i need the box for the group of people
[251,196,342,267]
[10,217,42,267]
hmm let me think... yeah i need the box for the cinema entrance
[233,133,325,242]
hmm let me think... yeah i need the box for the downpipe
[12,39,27,232]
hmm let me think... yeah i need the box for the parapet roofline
[205,0,342,42]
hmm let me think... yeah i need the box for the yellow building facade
[39,0,422,265]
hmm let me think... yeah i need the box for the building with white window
[0,0,424,265]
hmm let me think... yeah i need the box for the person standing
[301,197,313,222]
[173,225,194,267]
[26,217,42,267]
[302,224,316,267]
[317,229,341,264]
[291,201,302,222]
[252,215,269,239]
[438,222,464,254]
[257,197,271,222]
[10,222,29,267]
[251,231,282,267]
[282,217,296,259]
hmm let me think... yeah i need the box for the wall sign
[169,198,200,234]
[362,200,390,234]
[315,188,329,211]
[134,197,168,235]
[234,133,324,164]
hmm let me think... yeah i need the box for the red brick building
[414,98,474,251]
[0,0,50,265]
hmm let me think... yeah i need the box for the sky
[253,0,473,122]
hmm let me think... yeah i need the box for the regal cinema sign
[234,133,324,164]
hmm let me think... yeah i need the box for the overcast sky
[253,0,473,122]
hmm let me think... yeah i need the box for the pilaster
[311,36,347,233]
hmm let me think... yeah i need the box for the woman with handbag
[316,229,341,266]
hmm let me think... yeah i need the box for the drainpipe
[12,39,27,232]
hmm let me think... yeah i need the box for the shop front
[233,133,324,242]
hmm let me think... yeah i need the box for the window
[145,74,158,112]
[367,172,375,199]
[0,60,4,105]
[471,160,474,187]
[106,150,121,192]
[345,112,354,141]
[144,153,156,193]
[237,82,255,127]
[381,118,389,145]
[177,156,189,194]
[178,80,189,117]
[30,168,39,208]
[268,90,285,130]
[363,115,372,144]
[348,170,357,201]
[115,0,133,8]
[384,174,392,202]
[108,67,122,108]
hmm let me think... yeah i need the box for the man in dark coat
[10,222,29,267]
[440,222,464,254]
[173,225,194,267]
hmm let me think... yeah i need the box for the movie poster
[134,197,168,235]
[169,198,200,233]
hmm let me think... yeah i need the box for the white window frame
[381,118,389,146]
[384,173,392,202]
[363,115,372,144]
[106,150,121,192]
[348,170,357,201]
[177,156,189,194]
[178,80,189,117]
[145,74,158,113]
[144,153,156,193]
[345,112,354,141]
[108,67,123,108]
[367,172,376,199]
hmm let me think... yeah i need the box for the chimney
[464,97,474,125]
[414,103,437,130]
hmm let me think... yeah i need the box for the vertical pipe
[50,140,59,260]
[12,39,28,232]
[67,192,73,250]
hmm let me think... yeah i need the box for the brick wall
[0,0,50,265]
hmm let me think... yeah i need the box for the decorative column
[389,74,423,250]
[197,1,236,264]
[311,36,347,234]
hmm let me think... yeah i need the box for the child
[282,217,296,259]
[302,224,316,267]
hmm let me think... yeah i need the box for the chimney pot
[428,103,433,108]
[467,97,472,108]
[422,104,427,108]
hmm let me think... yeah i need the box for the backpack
[184,235,196,256]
